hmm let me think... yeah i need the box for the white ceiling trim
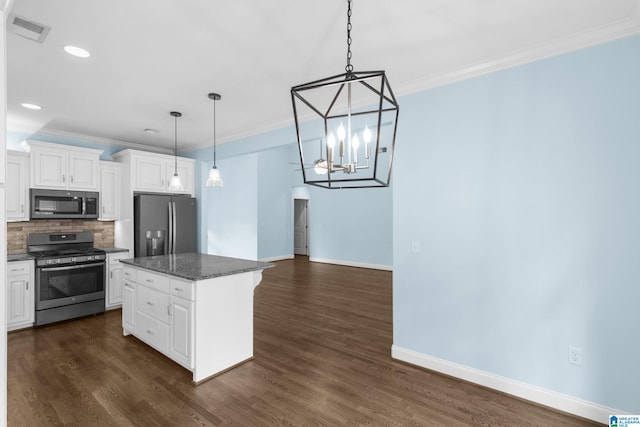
[8,123,174,155]
[394,10,640,97]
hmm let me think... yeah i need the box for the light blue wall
[393,35,640,413]
[187,126,394,267]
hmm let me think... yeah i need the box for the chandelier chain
[345,0,353,73]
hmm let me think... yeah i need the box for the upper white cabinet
[6,151,29,221]
[22,140,103,191]
[99,161,121,220]
[113,149,195,196]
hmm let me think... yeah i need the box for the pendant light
[168,111,184,191]
[291,0,399,189]
[206,92,223,187]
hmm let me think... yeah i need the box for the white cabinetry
[106,252,129,309]
[22,140,103,190]
[6,151,29,221]
[122,263,263,383]
[122,268,136,332]
[99,161,121,220]
[122,268,195,371]
[7,260,35,331]
[114,149,194,195]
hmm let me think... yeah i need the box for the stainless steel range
[27,232,106,326]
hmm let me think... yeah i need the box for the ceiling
[6,0,640,155]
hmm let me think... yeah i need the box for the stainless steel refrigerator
[134,194,197,257]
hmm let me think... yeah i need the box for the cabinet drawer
[8,261,32,276]
[136,311,169,353]
[137,270,170,293]
[170,278,195,301]
[137,284,170,323]
[123,266,136,282]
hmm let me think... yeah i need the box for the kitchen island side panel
[194,271,258,382]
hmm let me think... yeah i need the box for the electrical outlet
[568,346,583,366]
[410,240,420,253]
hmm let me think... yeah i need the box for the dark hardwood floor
[8,256,600,426]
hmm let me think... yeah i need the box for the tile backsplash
[7,220,115,254]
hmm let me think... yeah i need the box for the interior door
[294,199,308,255]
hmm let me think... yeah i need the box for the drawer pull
[174,287,183,292]
[146,330,154,335]
[10,268,25,272]
[146,301,154,306]
[146,279,154,283]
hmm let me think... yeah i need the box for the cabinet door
[134,157,166,192]
[169,296,194,368]
[6,153,29,221]
[7,274,31,327]
[107,265,123,307]
[122,281,136,333]
[100,164,121,220]
[32,147,67,188]
[69,151,99,190]
[7,261,35,330]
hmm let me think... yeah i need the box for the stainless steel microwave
[30,189,99,220]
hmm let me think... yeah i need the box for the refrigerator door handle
[172,201,177,254]
[168,202,174,254]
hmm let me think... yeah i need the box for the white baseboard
[391,345,624,424]
[259,254,295,262]
[309,256,393,271]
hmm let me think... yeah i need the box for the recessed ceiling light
[144,128,159,134]
[21,103,42,110]
[63,45,90,58]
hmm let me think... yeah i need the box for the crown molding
[394,10,640,97]
[7,122,174,155]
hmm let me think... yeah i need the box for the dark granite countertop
[7,253,35,262]
[99,247,130,254]
[120,252,274,281]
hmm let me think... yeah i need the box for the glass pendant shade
[206,92,224,188]
[206,166,223,187]
[168,111,184,191]
[168,173,184,191]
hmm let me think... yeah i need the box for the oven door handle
[40,262,105,273]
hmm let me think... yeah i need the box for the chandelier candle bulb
[352,134,360,164]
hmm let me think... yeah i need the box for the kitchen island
[120,253,273,383]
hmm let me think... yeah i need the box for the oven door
[36,262,106,310]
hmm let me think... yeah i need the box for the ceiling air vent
[8,14,51,43]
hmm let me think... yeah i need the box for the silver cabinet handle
[10,268,25,272]
[146,330,154,335]
[26,281,29,290]
[167,304,171,316]
[146,279,154,283]
[146,301,154,306]
[62,174,66,183]
[174,287,183,292]
[20,204,24,214]
[70,175,74,183]
[110,271,113,279]
[103,206,106,214]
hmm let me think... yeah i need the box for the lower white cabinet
[7,260,35,331]
[123,266,194,370]
[106,252,129,309]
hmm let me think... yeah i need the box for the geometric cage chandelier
[291,0,399,189]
